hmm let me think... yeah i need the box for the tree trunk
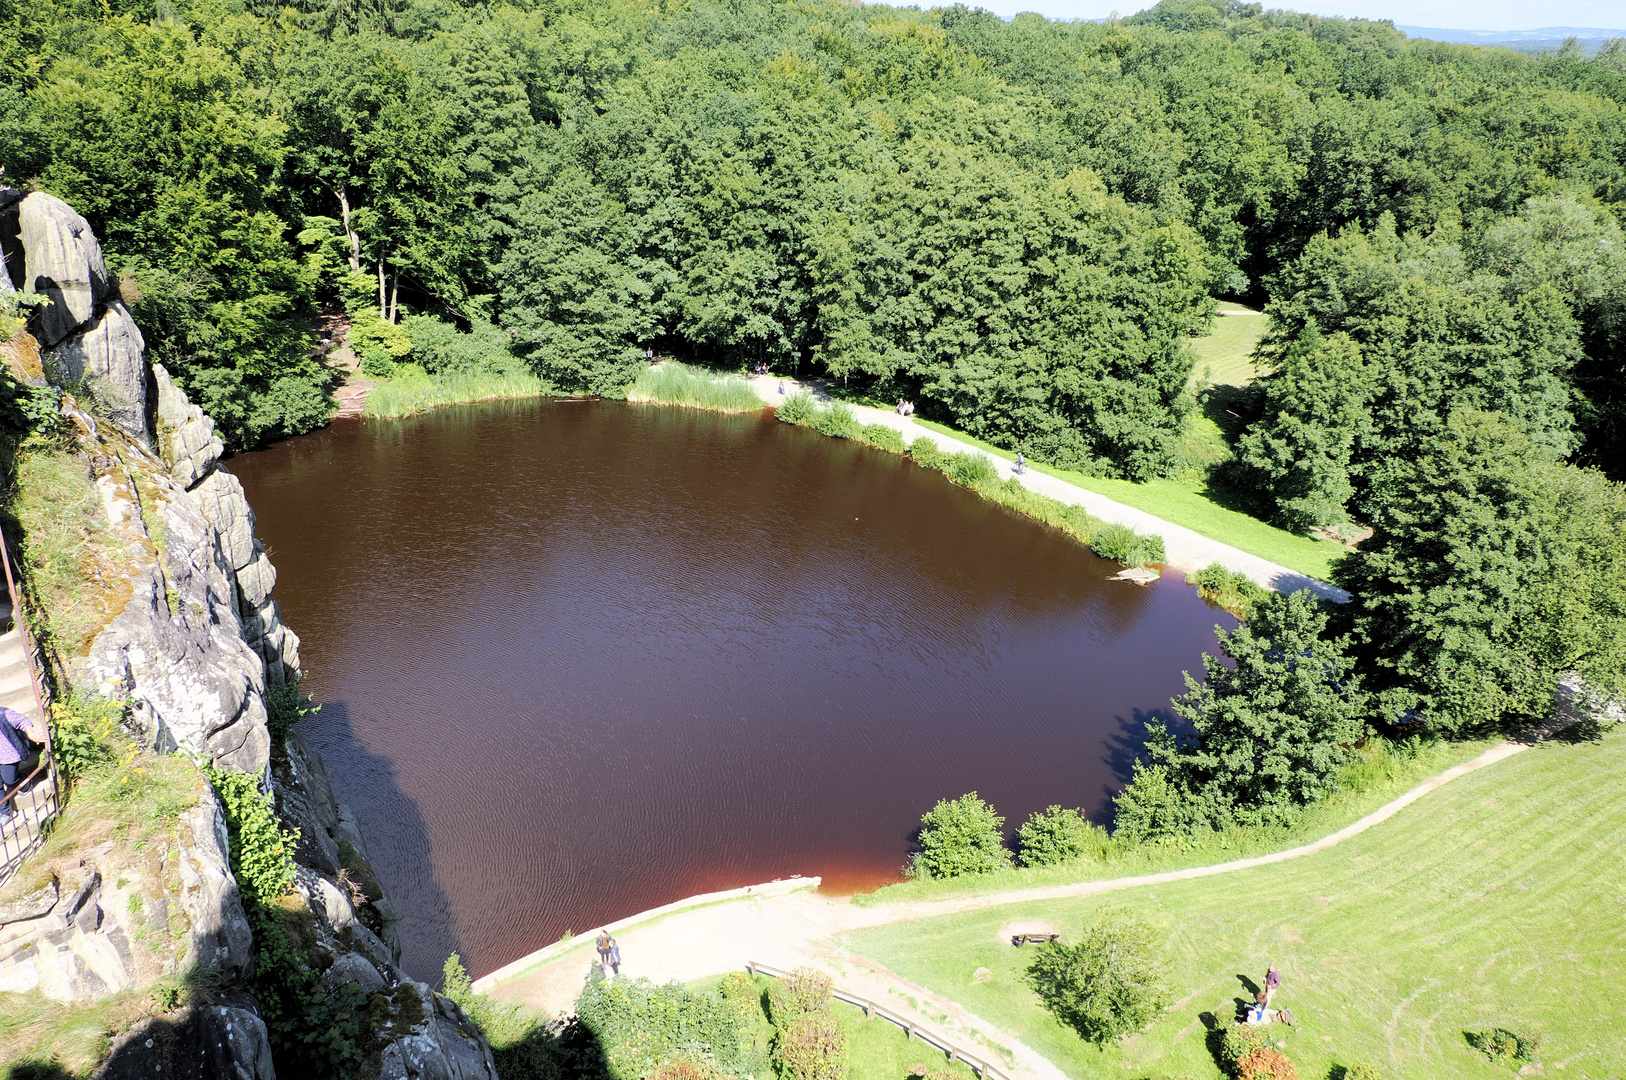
[338,189,361,272]
[377,260,387,322]
[388,270,399,324]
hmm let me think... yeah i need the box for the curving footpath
[744,376,1346,602]
[479,739,1527,1080]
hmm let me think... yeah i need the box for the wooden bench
[1011,933,1061,947]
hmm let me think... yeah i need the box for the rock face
[0,188,148,442]
[0,189,498,1080]
[98,1001,277,1080]
[0,796,251,1003]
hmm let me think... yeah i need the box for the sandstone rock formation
[0,793,251,1002]
[0,189,148,441]
[0,191,498,1079]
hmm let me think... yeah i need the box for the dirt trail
[483,740,1526,1079]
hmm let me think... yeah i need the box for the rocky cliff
[0,189,498,1080]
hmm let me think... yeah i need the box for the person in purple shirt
[0,705,46,823]
[1264,963,1281,1008]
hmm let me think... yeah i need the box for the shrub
[651,1060,726,1080]
[769,967,832,1024]
[1118,590,1369,840]
[717,971,761,1022]
[1016,806,1108,867]
[48,692,125,789]
[1189,563,1270,619]
[265,677,321,744]
[945,451,999,488]
[812,400,857,438]
[1219,1022,1271,1066]
[1341,1064,1383,1080]
[772,1011,845,1080]
[1091,522,1164,567]
[204,765,298,905]
[908,436,943,469]
[1466,1027,1540,1062]
[858,423,906,454]
[1235,1048,1298,1080]
[911,792,1013,879]
[575,971,747,1076]
[777,390,818,425]
[1026,908,1170,1045]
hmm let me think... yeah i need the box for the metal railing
[0,519,57,888]
[747,962,1011,1080]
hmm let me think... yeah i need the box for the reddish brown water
[232,399,1231,981]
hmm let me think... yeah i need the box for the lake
[232,398,1231,980]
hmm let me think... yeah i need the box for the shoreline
[745,375,1346,601]
[339,367,1343,600]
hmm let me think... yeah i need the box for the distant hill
[1397,25,1624,55]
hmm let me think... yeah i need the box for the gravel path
[482,740,1523,1079]
[746,376,1346,602]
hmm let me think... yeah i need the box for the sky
[969,0,1626,33]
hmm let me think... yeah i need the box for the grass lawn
[1189,310,1269,388]
[842,730,1626,1080]
[908,418,1346,582]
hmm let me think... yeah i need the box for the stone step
[0,634,25,671]
[0,683,41,721]
[0,663,31,699]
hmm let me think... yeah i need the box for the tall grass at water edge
[775,392,1164,568]
[627,361,765,413]
[906,437,1165,568]
[363,367,549,418]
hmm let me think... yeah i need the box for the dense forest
[3,0,1625,745]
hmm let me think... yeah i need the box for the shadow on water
[1098,706,1192,827]
[310,698,466,982]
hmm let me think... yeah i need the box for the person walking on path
[595,930,612,973]
[1264,963,1281,1008]
[0,705,46,823]
[1015,452,1025,475]
[608,937,622,977]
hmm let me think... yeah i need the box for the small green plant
[203,765,297,904]
[1016,805,1108,867]
[1340,1063,1383,1080]
[1025,908,1170,1045]
[265,677,321,743]
[911,792,1013,879]
[1219,1022,1271,1067]
[776,390,818,425]
[48,692,125,788]
[1466,1027,1540,1062]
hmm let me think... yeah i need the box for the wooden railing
[0,520,57,888]
[746,962,1011,1080]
